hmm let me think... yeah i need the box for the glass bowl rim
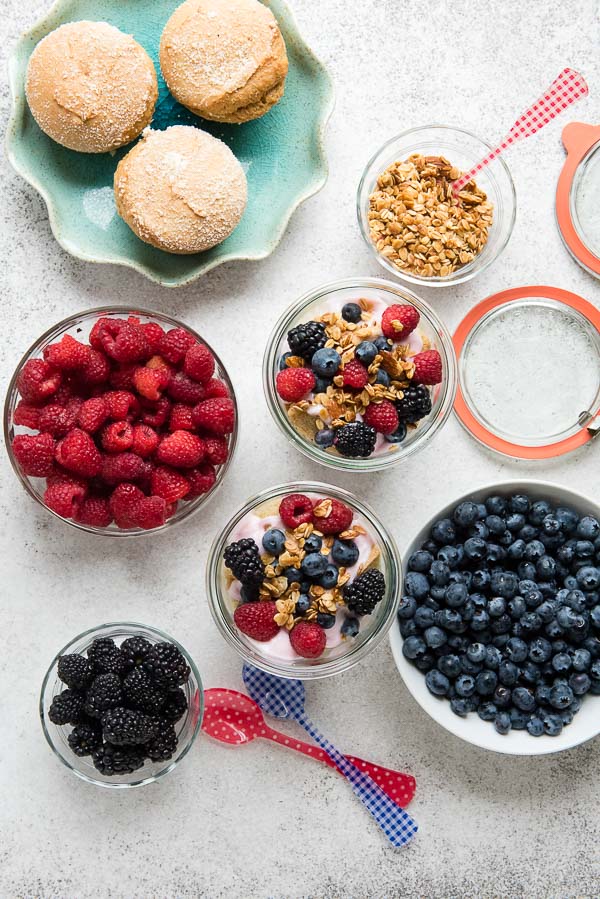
[39,620,204,788]
[263,276,458,471]
[206,480,402,679]
[4,305,239,537]
[356,123,517,287]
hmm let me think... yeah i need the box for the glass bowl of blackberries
[390,481,600,755]
[40,623,202,786]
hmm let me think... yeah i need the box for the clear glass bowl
[263,278,457,471]
[206,482,402,679]
[4,307,238,536]
[357,125,516,287]
[40,622,203,788]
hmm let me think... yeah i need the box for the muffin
[113,125,248,254]
[25,21,158,153]
[159,0,288,123]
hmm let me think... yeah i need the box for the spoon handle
[260,726,416,807]
[294,712,418,848]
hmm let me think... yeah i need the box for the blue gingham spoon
[242,664,418,848]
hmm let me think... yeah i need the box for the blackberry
[120,636,153,669]
[344,569,386,616]
[84,673,123,718]
[334,422,377,458]
[161,688,188,723]
[143,642,191,688]
[67,720,102,757]
[146,721,178,762]
[57,654,93,690]
[395,384,432,423]
[123,667,167,714]
[92,743,145,776]
[87,637,126,675]
[223,538,265,587]
[101,707,159,745]
[287,321,327,361]
[48,689,85,726]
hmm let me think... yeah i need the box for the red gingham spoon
[453,68,588,193]
[202,688,416,807]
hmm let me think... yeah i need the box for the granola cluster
[367,154,494,277]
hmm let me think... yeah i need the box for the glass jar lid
[453,286,600,458]
[556,122,600,277]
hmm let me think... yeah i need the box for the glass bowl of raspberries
[40,623,202,787]
[264,278,457,471]
[207,482,402,678]
[4,308,237,534]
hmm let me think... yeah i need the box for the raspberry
[109,362,138,391]
[203,378,229,399]
[160,328,196,364]
[133,366,169,401]
[204,436,228,466]
[80,349,111,385]
[157,430,206,468]
[43,334,91,370]
[55,429,102,477]
[102,421,134,453]
[131,424,159,458]
[413,350,442,385]
[381,304,420,339]
[77,397,109,433]
[289,620,326,658]
[141,397,171,428]
[89,317,117,350]
[44,479,87,518]
[136,496,167,529]
[187,463,216,497]
[38,399,81,437]
[101,452,148,484]
[151,465,191,502]
[169,403,195,431]
[313,497,353,535]
[184,343,215,383]
[12,432,56,477]
[279,493,314,529]
[49,381,76,406]
[104,391,137,420]
[167,372,205,405]
[13,401,41,430]
[192,397,235,436]
[275,367,315,402]
[101,320,148,363]
[17,359,61,403]
[108,483,145,528]
[363,399,399,435]
[233,601,279,641]
[75,496,112,528]
[141,321,166,355]
[342,360,369,389]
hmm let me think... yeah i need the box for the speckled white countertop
[1,1,600,896]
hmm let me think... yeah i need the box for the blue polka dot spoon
[242,664,418,848]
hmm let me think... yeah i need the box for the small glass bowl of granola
[206,482,402,679]
[357,125,516,286]
[263,278,457,471]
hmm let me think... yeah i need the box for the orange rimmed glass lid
[453,286,600,459]
[557,122,600,276]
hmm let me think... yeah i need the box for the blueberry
[424,626,447,649]
[471,609,490,631]
[527,716,544,736]
[550,682,574,709]
[518,561,537,581]
[449,569,470,587]
[432,519,456,544]
[397,595,417,619]
[478,702,498,722]
[510,494,530,514]
[557,543,575,565]
[455,674,476,697]
[486,496,507,516]
[445,582,468,608]
[494,685,512,707]
[454,501,480,528]
[374,369,390,387]
[537,600,556,624]
[557,606,579,630]
[522,661,543,684]
[430,586,447,602]
[466,642,486,663]
[520,612,542,634]
[262,528,286,555]
[508,596,527,619]
[355,341,377,366]
[577,516,600,539]
[476,670,497,695]
[541,515,561,536]
[542,713,563,736]
[490,571,519,599]
[525,540,545,562]
[450,698,473,717]
[476,503,488,520]
[566,590,587,612]
[491,613,512,635]
[384,423,407,444]
[414,606,436,630]
[577,566,600,591]
[506,638,528,663]
[425,669,450,696]
[552,652,572,673]
[472,570,491,591]
[447,635,470,653]
[429,561,451,586]
[488,597,506,618]
[511,686,535,712]
[464,537,487,561]
[484,646,502,669]
[572,648,591,671]
[341,302,362,323]
[374,335,392,352]
[499,660,520,686]
[319,564,340,589]
[556,507,579,533]
[438,545,462,569]
[485,515,506,535]
[507,513,526,532]
[332,539,359,567]
[508,539,526,561]
[315,428,336,448]
[405,571,430,599]
[314,377,332,394]
[295,594,311,614]
[510,708,529,730]
[536,555,557,581]
[279,352,293,370]
[569,672,591,695]
[400,618,419,638]
[575,540,595,559]
[311,347,341,378]
[304,533,323,554]
[528,637,552,663]
[529,500,552,525]
[438,654,461,678]
[495,712,511,734]
[341,615,360,638]
[545,619,565,639]
[301,552,328,579]
[402,635,427,660]
[284,566,302,584]
[317,612,336,629]
[486,544,506,563]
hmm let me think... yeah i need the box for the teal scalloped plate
[6,0,334,287]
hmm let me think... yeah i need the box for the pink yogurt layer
[227,504,379,662]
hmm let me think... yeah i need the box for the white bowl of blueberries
[390,481,600,755]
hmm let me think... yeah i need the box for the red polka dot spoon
[202,687,416,808]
